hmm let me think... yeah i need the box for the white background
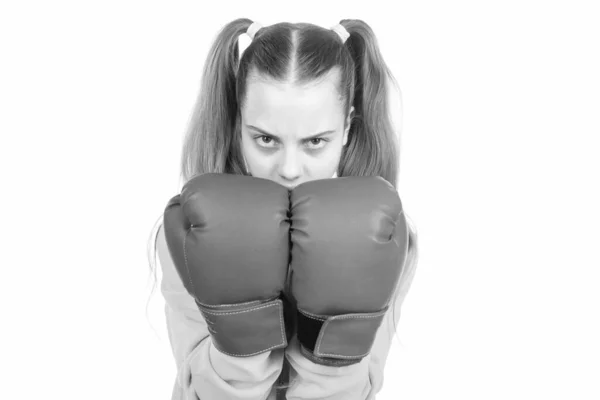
[1,0,599,399]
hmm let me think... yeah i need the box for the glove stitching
[183,225,197,295]
[299,344,359,366]
[200,300,280,316]
[297,308,326,322]
[297,308,383,359]
[197,297,277,308]
[209,301,287,357]
[382,210,408,306]
[315,315,380,359]
[314,310,387,359]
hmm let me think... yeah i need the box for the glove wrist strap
[296,307,388,366]
[197,296,287,357]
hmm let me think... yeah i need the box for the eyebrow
[246,125,336,141]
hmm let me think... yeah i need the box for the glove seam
[199,299,281,316]
[299,343,361,366]
[297,308,326,322]
[315,313,385,359]
[202,299,288,357]
[197,295,278,308]
[182,225,196,295]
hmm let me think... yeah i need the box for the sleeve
[156,222,285,400]
[283,240,419,400]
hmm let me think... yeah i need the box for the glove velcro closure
[296,307,388,366]
[196,297,287,357]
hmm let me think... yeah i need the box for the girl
[148,18,419,399]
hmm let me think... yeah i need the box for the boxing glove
[162,173,292,357]
[289,176,409,366]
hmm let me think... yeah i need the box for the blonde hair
[146,17,419,391]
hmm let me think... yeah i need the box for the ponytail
[179,18,253,184]
[337,19,400,188]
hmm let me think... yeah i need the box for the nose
[278,148,302,185]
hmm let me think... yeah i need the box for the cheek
[240,134,256,157]
[323,139,345,162]
[307,143,344,173]
[240,135,269,168]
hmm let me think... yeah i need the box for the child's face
[240,69,353,190]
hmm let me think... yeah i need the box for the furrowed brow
[246,125,335,140]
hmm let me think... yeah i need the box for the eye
[253,135,329,150]
[306,138,328,149]
[255,135,277,148]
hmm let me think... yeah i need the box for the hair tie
[330,23,350,44]
[246,21,263,41]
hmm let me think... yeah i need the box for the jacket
[155,217,417,400]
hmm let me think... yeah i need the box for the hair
[146,18,419,391]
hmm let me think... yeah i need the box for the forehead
[242,70,344,124]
